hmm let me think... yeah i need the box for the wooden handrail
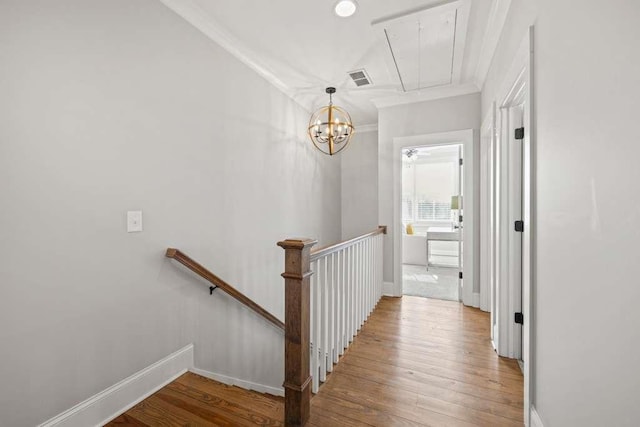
[310,225,387,262]
[165,248,285,331]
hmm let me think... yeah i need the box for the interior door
[494,104,525,360]
[457,145,463,301]
[508,105,524,360]
[490,115,498,345]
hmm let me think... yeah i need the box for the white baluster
[364,239,368,317]
[360,241,367,327]
[372,237,377,306]
[351,244,356,334]
[314,258,322,390]
[375,235,380,301]
[328,257,332,371]
[366,238,371,316]
[358,241,364,329]
[347,246,354,342]
[338,251,343,359]
[332,252,342,363]
[354,243,359,332]
[370,237,374,312]
[319,257,327,382]
[369,238,373,313]
[378,235,382,300]
[310,260,318,393]
[342,248,348,350]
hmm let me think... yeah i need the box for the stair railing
[278,226,386,426]
[165,248,284,331]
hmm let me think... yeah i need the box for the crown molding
[357,123,378,133]
[159,0,311,112]
[473,0,513,89]
[371,82,480,109]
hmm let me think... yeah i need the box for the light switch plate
[127,211,143,233]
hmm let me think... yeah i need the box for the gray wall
[482,0,640,424]
[0,1,341,426]
[378,93,481,289]
[341,130,379,239]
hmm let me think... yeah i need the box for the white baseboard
[39,344,194,427]
[530,405,544,427]
[383,281,398,296]
[472,292,481,308]
[192,368,284,397]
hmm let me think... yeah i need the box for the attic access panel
[373,0,470,92]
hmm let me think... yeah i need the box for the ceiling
[159,0,508,126]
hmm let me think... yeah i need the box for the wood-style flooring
[107,296,523,426]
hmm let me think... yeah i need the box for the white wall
[0,1,341,426]
[378,93,481,290]
[341,130,378,239]
[482,0,640,425]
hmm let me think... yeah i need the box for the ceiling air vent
[348,69,372,87]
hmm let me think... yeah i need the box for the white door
[508,105,524,360]
[495,103,524,359]
[457,145,463,300]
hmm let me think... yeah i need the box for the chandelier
[308,87,355,156]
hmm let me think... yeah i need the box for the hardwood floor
[107,373,284,426]
[107,296,523,426]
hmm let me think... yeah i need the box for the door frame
[491,26,535,426]
[480,103,496,314]
[392,129,477,307]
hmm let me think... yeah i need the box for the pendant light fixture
[308,87,355,156]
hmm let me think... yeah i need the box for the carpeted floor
[402,263,459,301]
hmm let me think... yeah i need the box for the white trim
[472,292,480,308]
[492,26,534,427]
[479,105,496,314]
[192,368,284,397]
[357,123,378,133]
[383,281,398,297]
[372,82,479,109]
[530,405,544,427]
[158,0,307,113]
[522,27,535,427]
[392,129,477,306]
[473,0,513,89]
[39,344,194,427]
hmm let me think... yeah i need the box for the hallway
[108,296,522,426]
[311,296,523,426]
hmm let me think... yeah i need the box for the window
[417,199,451,221]
[402,147,460,224]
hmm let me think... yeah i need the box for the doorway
[392,129,477,308]
[400,144,463,302]
[483,27,534,425]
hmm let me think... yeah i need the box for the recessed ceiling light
[334,0,358,18]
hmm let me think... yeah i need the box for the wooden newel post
[277,238,317,427]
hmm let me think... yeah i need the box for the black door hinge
[459,158,463,166]
[459,272,463,279]
[515,220,524,232]
[459,215,463,223]
[515,312,524,324]
[515,127,525,140]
